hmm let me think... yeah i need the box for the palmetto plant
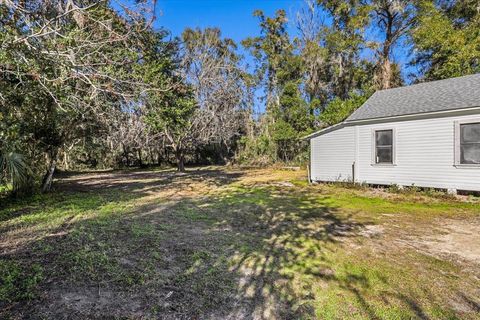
[0,150,30,193]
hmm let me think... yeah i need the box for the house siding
[310,113,480,191]
[310,126,355,182]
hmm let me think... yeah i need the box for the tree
[141,32,197,172]
[410,0,480,80]
[294,0,376,132]
[317,0,372,99]
[0,1,162,191]
[371,0,413,89]
[145,86,196,172]
[296,0,374,110]
[241,10,315,163]
[319,92,370,126]
[242,9,292,114]
[181,28,249,163]
[272,80,315,161]
[296,0,330,112]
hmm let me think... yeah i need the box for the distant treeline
[1,0,479,194]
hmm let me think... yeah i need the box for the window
[375,129,393,164]
[459,122,480,164]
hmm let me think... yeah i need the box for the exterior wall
[356,114,480,191]
[310,113,480,191]
[310,126,355,182]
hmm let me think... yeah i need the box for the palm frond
[0,151,30,192]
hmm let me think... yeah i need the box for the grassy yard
[1,167,479,319]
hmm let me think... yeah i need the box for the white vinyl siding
[357,114,480,191]
[310,113,480,191]
[310,126,355,182]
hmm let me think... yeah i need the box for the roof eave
[302,122,346,140]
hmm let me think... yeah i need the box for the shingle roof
[346,74,480,122]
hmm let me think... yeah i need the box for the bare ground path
[1,167,479,319]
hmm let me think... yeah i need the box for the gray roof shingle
[346,74,480,122]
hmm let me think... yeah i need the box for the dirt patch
[392,217,480,269]
[35,287,149,319]
[359,224,384,238]
[416,218,480,265]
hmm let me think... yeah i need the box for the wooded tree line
[1,0,479,194]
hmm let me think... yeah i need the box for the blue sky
[154,0,304,43]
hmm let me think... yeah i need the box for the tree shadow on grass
[160,186,467,319]
[0,168,246,318]
[0,168,244,224]
[55,168,244,193]
[202,186,370,319]
[0,170,476,319]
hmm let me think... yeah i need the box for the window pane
[461,144,480,164]
[376,130,392,146]
[376,147,392,163]
[461,123,480,143]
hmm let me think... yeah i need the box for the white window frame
[454,119,480,167]
[371,128,396,166]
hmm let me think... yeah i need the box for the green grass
[0,168,479,319]
[205,184,478,319]
[0,260,43,303]
[321,187,478,219]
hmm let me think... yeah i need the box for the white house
[305,74,480,193]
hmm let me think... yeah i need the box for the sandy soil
[417,218,480,264]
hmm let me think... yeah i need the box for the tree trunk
[63,151,69,171]
[176,149,185,172]
[41,151,57,193]
[149,148,155,165]
[378,6,394,90]
[123,144,130,167]
[164,146,170,164]
[137,150,143,167]
[381,57,392,89]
